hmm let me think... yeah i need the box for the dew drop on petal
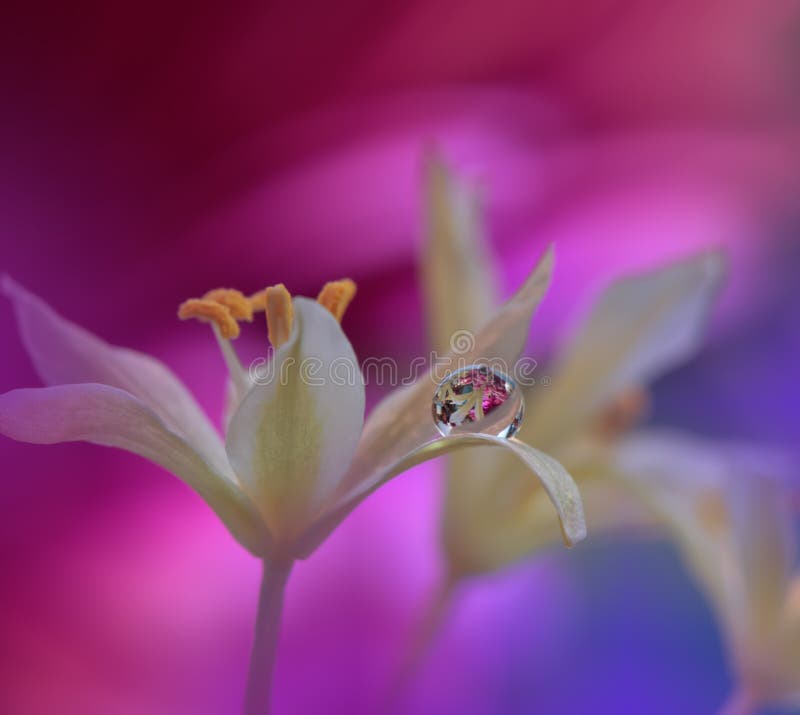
[432,364,524,439]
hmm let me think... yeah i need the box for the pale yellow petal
[524,252,725,450]
[296,432,585,559]
[421,154,498,353]
[727,465,796,640]
[615,429,797,697]
[337,245,554,502]
[443,453,658,576]
[782,577,800,684]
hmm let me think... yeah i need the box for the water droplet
[432,364,524,439]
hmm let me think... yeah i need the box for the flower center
[177,279,357,407]
[178,279,357,346]
[591,386,650,442]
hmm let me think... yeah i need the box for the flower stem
[243,557,293,715]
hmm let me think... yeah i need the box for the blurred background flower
[1,1,799,714]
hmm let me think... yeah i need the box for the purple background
[1,3,799,714]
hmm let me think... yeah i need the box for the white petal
[338,245,554,500]
[296,432,585,558]
[525,252,725,449]
[421,155,498,353]
[225,298,365,546]
[614,429,796,674]
[2,276,230,476]
[0,384,270,555]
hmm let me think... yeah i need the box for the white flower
[0,254,586,713]
[0,272,586,560]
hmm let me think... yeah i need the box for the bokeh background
[1,2,800,713]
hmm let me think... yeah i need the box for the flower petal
[524,252,725,449]
[614,429,796,687]
[225,298,365,547]
[297,432,585,558]
[783,578,800,685]
[338,245,554,499]
[2,276,230,476]
[612,431,734,636]
[442,449,657,575]
[421,154,498,353]
[0,384,270,555]
[726,456,796,644]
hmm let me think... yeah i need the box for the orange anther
[265,284,294,348]
[178,299,240,339]
[316,279,357,322]
[203,288,253,322]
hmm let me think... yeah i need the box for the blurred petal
[339,245,554,501]
[2,275,230,476]
[614,429,797,698]
[525,252,725,449]
[225,298,365,547]
[726,460,796,642]
[421,154,498,353]
[783,577,800,683]
[300,432,585,558]
[0,384,268,554]
[615,430,741,606]
[443,453,657,575]
[417,435,587,549]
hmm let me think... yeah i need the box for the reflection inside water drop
[432,364,524,439]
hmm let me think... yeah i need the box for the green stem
[243,557,293,715]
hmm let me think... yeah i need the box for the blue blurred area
[522,541,729,715]
[653,235,800,453]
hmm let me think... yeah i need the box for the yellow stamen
[182,278,356,348]
[202,289,254,322]
[178,299,240,339]
[249,289,268,313]
[317,278,357,322]
[265,284,293,348]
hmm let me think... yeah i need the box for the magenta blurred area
[1,2,799,714]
